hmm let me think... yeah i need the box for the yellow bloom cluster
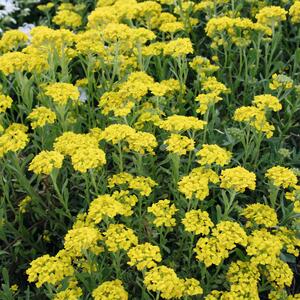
[159,115,206,132]
[220,166,256,192]
[233,105,276,138]
[108,172,157,196]
[44,83,80,106]
[53,10,82,29]
[163,38,194,57]
[289,1,300,24]
[127,243,162,270]
[63,226,103,258]
[147,199,178,227]
[182,209,214,235]
[189,56,219,78]
[0,94,13,113]
[54,132,106,173]
[100,124,157,155]
[241,203,278,228]
[54,286,82,300]
[178,167,219,200]
[252,94,282,111]
[256,6,287,27]
[92,280,128,300]
[195,76,229,114]
[206,16,271,48]
[18,196,32,213]
[144,266,203,299]
[197,144,232,166]
[269,73,293,90]
[194,221,247,267]
[26,251,74,288]
[28,150,64,175]
[104,224,138,252]
[27,107,57,129]
[87,191,137,224]
[265,166,297,188]
[164,133,195,156]
[0,30,28,53]
[0,124,29,158]
[246,229,283,265]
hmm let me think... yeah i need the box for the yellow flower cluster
[159,115,207,132]
[28,150,64,175]
[147,199,178,227]
[0,30,28,53]
[104,224,138,252]
[164,133,195,156]
[206,16,271,48]
[194,221,247,267]
[26,251,74,288]
[100,124,157,155]
[265,166,297,188]
[63,226,103,258]
[0,124,29,158]
[241,203,278,228]
[108,172,157,196]
[182,209,214,235]
[144,266,203,299]
[256,6,287,27]
[0,94,13,113]
[18,196,32,213]
[220,166,256,192]
[189,56,219,78]
[27,106,57,129]
[252,94,282,111]
[195,76,229,114]
[197,144,232,166]
[44,83,80,106]
[127,243,162,270]
[53,10,82,29]
[92,280,128,300]
[178,167,219,200]
[289,1,300,24]
[87,191,138,224]
[163,38,194,57]
[54,132,106,173]
[269,73,293,90]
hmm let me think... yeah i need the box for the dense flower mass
[1,0,300,299]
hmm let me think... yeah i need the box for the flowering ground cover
[0,0,300,299]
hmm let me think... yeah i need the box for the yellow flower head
[92,280,128,300]
[197,144,232,166]
[27,106,56,129]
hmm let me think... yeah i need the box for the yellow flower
[164,134,195,156]
[197,144,232,166]
[159,115,206,132]
[246,229,283,265]
[241,203,278,228]
[63,226,103,258]
[256,6,287,27]
[252,94,282,112]
[144,266,185,299]
[104,224,138,252]
[178,167,219,200]
[182,209,214,235]
[26,250,74,288]
[53,10,82,28]
[0,30,28,53]
[269,73,293,90]
[28,151,64,175]
[289,1,300,24]
[71,147,106,173]
[163,38,194,57]
[220,166,256,192]
[92,280,128,300]
[147,199,178,227]
[265,166,297,188]
[27,107,56,129]
[0,94,13,113]
[44,83,80,106]
[127,243,162,270]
